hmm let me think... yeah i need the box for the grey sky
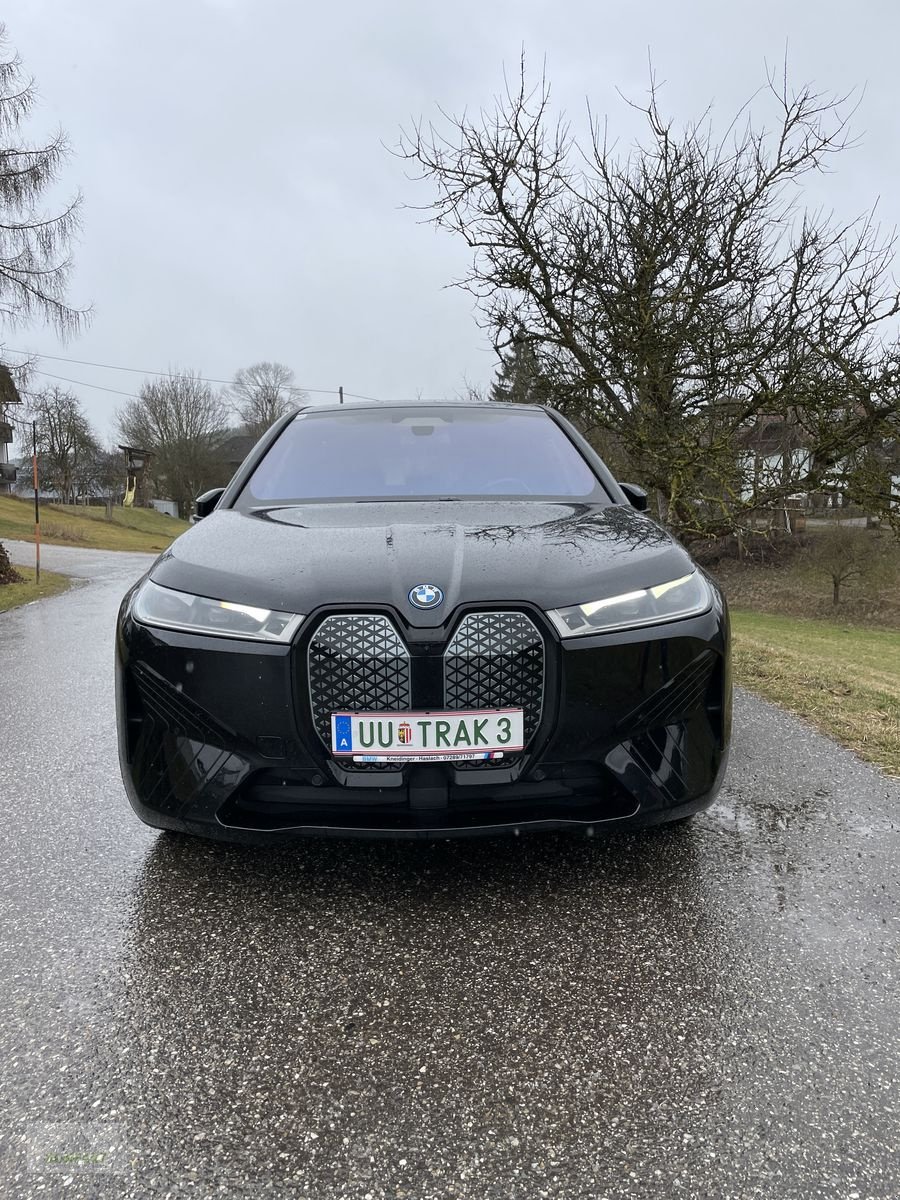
[5,0,900,438]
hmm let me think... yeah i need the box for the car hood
[149,501,694,628]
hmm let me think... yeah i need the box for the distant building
[0,411,16,494]
[150,499,179,518]
[0,364,22,494]
[736,415,814,502]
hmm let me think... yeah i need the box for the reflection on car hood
[149,501,694,627]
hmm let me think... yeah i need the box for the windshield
[236,406,608,504]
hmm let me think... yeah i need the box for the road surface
[0,541,897,1199]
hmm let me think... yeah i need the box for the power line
[29,369,142,400]
[3,347,264,388]
[29,367,385,406]
[2,346,383,402]
[4,346,332,393]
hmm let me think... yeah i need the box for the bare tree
[73,445,122,516]
[400,60,900,538]
[117,372,229,518]
[0,24,88,575]
[809,523,887,605]
[0,25,87,335]
[225,362,303,440]
[24,385,98,504]
[455,380,489,403]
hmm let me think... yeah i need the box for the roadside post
[32,420,40,583]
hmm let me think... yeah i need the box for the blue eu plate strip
[332,714,353,752]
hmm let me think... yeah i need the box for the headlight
[132,579,304,643]
[547,571,711,638]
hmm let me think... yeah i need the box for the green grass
[0,565,75,613]
[0,494,189,552]
[731,609,900,776]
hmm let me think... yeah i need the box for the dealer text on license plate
[330,708,524,763]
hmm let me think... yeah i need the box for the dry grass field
[0,494,189,553]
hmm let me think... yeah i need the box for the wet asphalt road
[0,542,898,1199]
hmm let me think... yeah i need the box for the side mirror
[619,482,648,512]
[192,487,225,522]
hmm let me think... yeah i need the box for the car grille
[307,614,411,743]
[305,609,546,768]
[443,612,544,742]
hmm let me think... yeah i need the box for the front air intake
[443,611,545,742]
[307,613,411,744]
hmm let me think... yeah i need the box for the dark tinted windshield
[238,406,607,504]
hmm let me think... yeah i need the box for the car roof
[292,399,551,416]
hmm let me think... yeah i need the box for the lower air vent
[616,649,717,734]
[132,661,235,745]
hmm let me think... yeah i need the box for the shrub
[0,540,22,585]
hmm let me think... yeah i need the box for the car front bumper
[116,593,731,843]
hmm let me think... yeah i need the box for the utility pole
[338,386,344,405]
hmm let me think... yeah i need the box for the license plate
[330,708,524,762]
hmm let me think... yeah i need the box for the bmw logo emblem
[408,583,444,609]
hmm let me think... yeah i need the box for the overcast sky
[4,0,900,438]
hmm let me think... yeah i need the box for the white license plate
[330,708,524,763]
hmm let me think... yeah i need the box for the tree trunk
[832,578,840,606]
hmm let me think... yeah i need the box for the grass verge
[0,494,189,552]
[711,530,900,628]
[731,609,900,776]
[0,566,74,613]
